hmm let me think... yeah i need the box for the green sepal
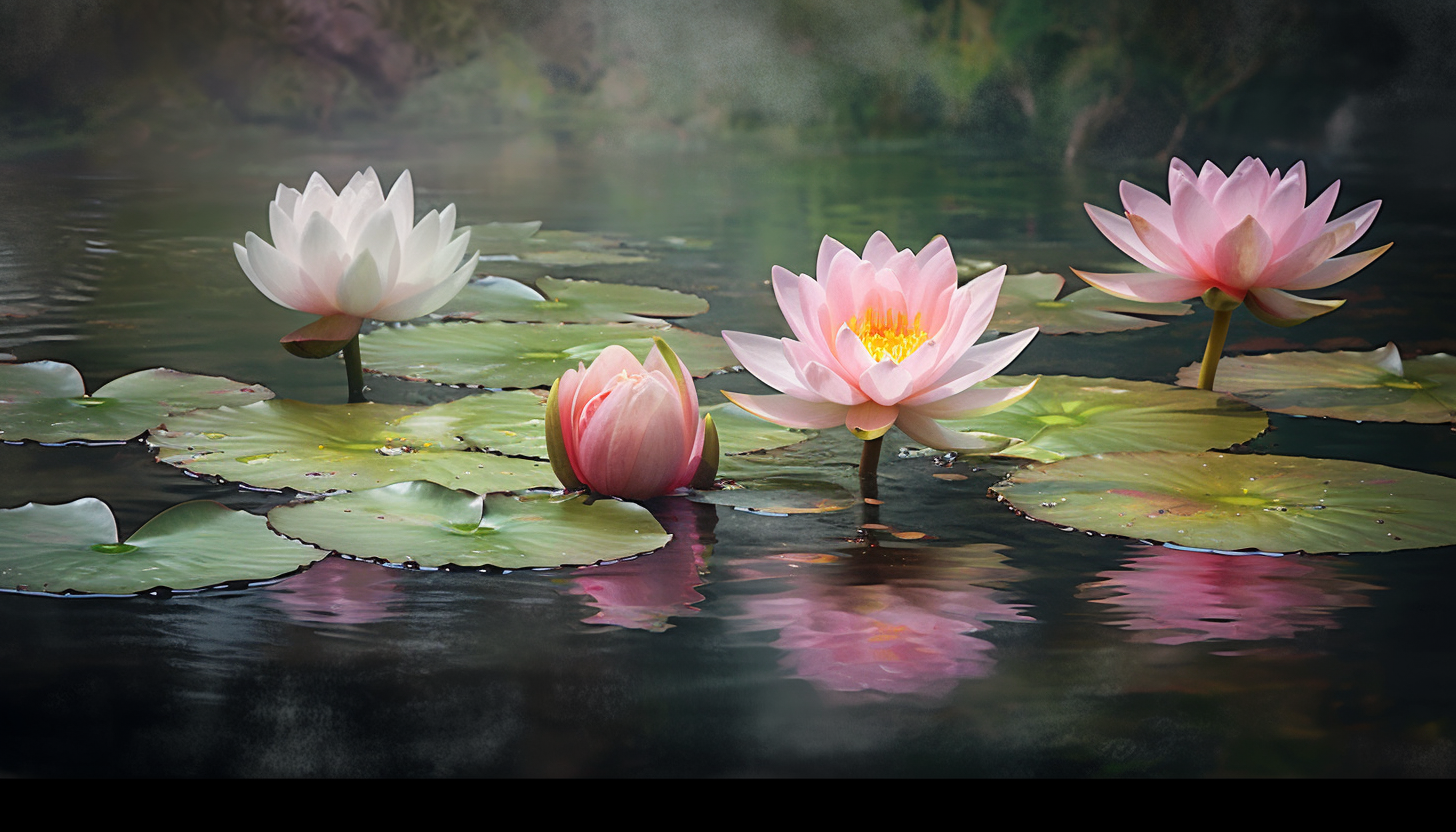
[281,314,363,359]
[850,426,892,441]
[1201,287,1243,313]
[690,413,720,489]
[545,377,585,491]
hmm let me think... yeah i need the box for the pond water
[1,131,1453,776]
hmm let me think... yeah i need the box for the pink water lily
[546,339,719,501]
[721,232,1038,451]
[1075,156,1389,326]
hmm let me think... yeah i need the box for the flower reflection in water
[563,498,717,632]
[265,555,404,627]
[737,543,1033,696]
[1080,545,1379,646]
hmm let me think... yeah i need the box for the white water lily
[234,168,477,351]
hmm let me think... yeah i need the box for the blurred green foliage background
[0,0,1448,163]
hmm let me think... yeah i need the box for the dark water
[1,132,1453,777]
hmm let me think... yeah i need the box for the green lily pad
[438,397,811,462]
[710,403,817,455]
[0,499,323,596]
[992,451,1456,554]
[149,397,556,494]
[1178,343,1456,423]
[436,276,709,324]
[937,375,1267,463]
[523,230,657,267]
[1,361,273,443]
[474,221,543,254]
[267,481,670,569]
[360,322,737,388]
[991,272,1192,335]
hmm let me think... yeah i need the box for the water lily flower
[1075,157,1389,388]
[234,168,477,354]
[720,232,1038,456]
[546,338,719,501]
[1076,157,1388,325]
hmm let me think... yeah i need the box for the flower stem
[1197,308,1233,391]
[859,435,883,501]
[343,334,367,403]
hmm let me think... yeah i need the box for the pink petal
[1071,269,1206,303]
[722,330,819,399]
[823,249,866,327]
[1119,181,1177,237]
[1195,160,1229,200]
[832,323,875,380]
[721,392,848,429]
[858,361,915,405]
[1259,225,1352,288]
[799,360,867,406]
[1259,167,1307,243]
[1322,199,1381,249]
[1278,243,1391,291]
[908,327,1038,406]
[1128,213,1196,277]
[1085,204,1165,271]
[1243,287,1345,328]
[1168,159,1200,194]
[894,409,1009,452]
[816,235,852,283]
[1276,180,1339,257]
[1211,215,1273,292]
[1170,175,1225,271]
[570,345,642,427]
[914,235,950,271]
[907,380,1037,420]
[846,401,899,435]
[861,231,898,267]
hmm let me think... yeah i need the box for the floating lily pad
[937,375,1267,463]
[360,322,737,388]
[439,397,812,463]
[1,361,273,443]
[0,499,323,596]
[993,451,1456,554]
[991,272,1191,335]
[150,398,556,494]
[436,276,709,324]
[474,221,543,254]
[268,481,670,569]
[1178,343,1456,423]
[523,230,657,267]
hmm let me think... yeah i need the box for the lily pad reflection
[1,361,273,443]
[0,499,323,596]
[268,481,671,569]
[1178,343,1456,423]
[938,375,1267,462]
[993,451,1456,553]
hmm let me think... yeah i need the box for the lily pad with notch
[149,396,556,495]
[267,480,670,569]
[1178,342,1456,423]
[0,498,324,596]
[1,361,273,443]
[360,321,737,388]
[992,451,1456,554]
[989,272,1192,335]
[436,276,709,324]
[937,375,1267,463]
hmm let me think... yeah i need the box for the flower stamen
[848,308,929,363]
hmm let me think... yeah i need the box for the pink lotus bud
[546,338,719,501]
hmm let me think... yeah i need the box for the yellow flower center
[847,308,929,363]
